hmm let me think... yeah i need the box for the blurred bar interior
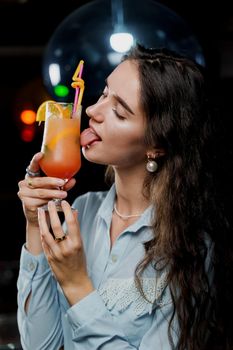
[0,0,233,347]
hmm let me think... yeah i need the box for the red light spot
[21,127,35,142]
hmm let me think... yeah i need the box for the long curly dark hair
[116,45,233,349]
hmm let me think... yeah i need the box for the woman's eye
[100,92,107,99]
[101,87,109,98]
[112,108,125,120]
[97,91,107,102]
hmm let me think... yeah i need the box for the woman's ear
[146,148,166,173]
[147,148,166,159]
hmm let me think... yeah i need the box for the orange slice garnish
[36,100,55,123]
[36,100,73,123]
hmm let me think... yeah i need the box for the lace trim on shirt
[98,272,171,317]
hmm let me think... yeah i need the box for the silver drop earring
[146,156,158,173]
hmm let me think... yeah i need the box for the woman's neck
[114,168,149,214]
[109,169,149,247]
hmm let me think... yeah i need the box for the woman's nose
[85,105,93,118]
[85,101,104,122]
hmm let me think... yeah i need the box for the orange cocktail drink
[39,102,81,180]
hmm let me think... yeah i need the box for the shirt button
[28,262,36,271]
[111,255,118,263]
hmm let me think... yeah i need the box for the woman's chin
[81,146,104,165]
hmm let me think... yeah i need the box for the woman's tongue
[80,128,101,147]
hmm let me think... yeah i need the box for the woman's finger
[26,152,43,175]
[24,176,66,190]
[61,201,80,242]
[18,178,67,198]
[47,201,65,239]
[41,235,53,259]
[38,207,58,249]
[63,178,76,191]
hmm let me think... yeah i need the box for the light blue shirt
[17,185,176,349]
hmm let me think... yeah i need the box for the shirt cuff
[19,243,50,277]
[67,290,106,328]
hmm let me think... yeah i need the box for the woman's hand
[38,200,94,305]
[17,152,76,226]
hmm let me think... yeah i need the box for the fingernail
[57,179,65,186]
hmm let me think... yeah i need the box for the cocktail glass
[39,101,81,211]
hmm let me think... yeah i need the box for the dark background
[0,0,233,345]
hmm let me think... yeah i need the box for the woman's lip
[85,140,100,148]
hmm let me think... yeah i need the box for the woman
[17,44,233,349]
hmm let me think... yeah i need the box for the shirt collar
[97,184,154,231]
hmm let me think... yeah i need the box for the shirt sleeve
[66,289,175,349]
[17,244,64,350]
[17,244,175,350]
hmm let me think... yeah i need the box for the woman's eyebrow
[105,79,135,115]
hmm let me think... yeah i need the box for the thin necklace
[113,203,143,220]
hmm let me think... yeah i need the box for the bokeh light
[20,109,36,125]
[20,125,36,142]
[54,84,70,97]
